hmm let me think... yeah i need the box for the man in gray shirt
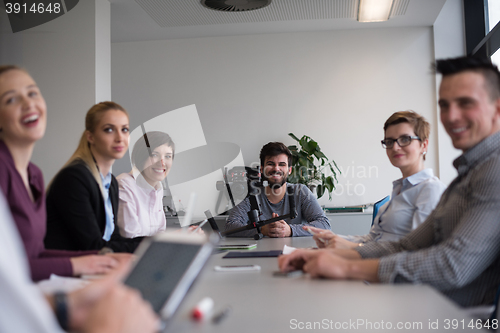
[224,142,330,237]
[279,56,500,308]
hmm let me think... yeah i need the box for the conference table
[168,236,481,333]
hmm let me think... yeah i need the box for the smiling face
[86,109,129,162]
[384,122,427,178]
[0,69,47,146]
[439,71,500,152]
[140,143,173,187]
[262,153,292,188]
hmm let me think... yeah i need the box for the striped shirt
[357,131,500,307]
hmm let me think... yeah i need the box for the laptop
[124,231,214,326]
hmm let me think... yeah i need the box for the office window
[487,0,500,32]
[464,0,500,59]
[492,48,500,67]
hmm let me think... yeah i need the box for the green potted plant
[287,133,341,200]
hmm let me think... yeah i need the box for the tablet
[124,232,213,321]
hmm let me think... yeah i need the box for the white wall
[112,27,438,207]
[0,0,111,183]
[432,0,465,186]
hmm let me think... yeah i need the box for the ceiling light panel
[358,0,394,22]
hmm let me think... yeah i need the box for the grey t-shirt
[224,183,330,237]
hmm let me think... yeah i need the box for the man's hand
[278,248,380,282]
[67,261,129,330]
[278,249,350,279]
[80,285,159,333]
[67,261,159,333]
[277,248,316,272]
[261,213,291,237]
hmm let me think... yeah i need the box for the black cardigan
[45,161,143,252]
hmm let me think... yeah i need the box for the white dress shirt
[117,172,166,238]
[343,168,446,243]
[0,192,63,333]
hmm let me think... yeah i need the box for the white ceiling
[110,0,447,43]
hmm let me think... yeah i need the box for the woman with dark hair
[116,131,175,237]
[45,101,143,252]
[0,65,121,281]
[307,111,446,249]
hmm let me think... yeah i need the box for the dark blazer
[45,161,143,252]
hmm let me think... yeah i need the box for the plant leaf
[313,150,327,160]
[316,184,325,198]
[288,133,300,142]
[325,176,335,192]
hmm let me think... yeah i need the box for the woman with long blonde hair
[45,101,143,252]
[0,65,121,281]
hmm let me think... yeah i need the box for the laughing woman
[45,101,143,252]
[0,65,120,281]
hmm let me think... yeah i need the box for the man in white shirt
[0,192,159,333]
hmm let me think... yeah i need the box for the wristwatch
[54,292,69,331]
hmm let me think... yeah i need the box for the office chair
[372,196,390,226]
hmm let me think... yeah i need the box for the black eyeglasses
[381,135,421,149]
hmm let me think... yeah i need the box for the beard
[262,170,288,189]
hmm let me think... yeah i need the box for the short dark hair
[259,142,292,167]
[131,131,175,170]
[435,56,500,100]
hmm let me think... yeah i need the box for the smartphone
[214,265,261,272]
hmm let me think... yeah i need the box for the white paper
[37,274,89,295]
[283,244,297,255]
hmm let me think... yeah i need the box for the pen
[303,227,327,244]
[191,219,208,233]
[212,306,232,324]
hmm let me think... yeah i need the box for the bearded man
[224,142,330,238]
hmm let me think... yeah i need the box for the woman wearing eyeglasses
[306,111,446,249]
